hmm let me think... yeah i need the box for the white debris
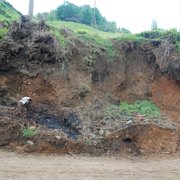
[126,120,133,125]
[55,135,61,140]
[18,97,31,106]
[99,128,104,135]
[27,141,34,146]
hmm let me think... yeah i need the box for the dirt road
[0,150,179,180]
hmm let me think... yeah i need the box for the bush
[137,30,164,39]
[137,29,180,42]
[163,29,180,42]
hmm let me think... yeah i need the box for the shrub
[137,29,180,42]
[137,30,164,39]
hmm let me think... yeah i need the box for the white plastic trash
[18,97,31,106]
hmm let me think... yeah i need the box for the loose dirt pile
[0,17,179,155]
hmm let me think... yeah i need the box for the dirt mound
[103,124,179,154]
[0,16,64,75]
[0,19,179,155]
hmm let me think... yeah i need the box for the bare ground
[0,150,180,180]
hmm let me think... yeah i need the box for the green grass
[48,21,119,58]
[0,27,7,39]
[120,100,160,118]
[103,100,160,121]
[0,1,20,22]
[176,41,180,54]
[50,27,67,47]
[0,1,20,40]
[22,128,39,138]
[48,20,124,39]
[48,20,146,59]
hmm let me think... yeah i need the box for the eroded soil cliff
[0,18,179,155]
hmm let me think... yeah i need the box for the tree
[56,2,80,21]
[80,5,93,25]
[54,1,129,33]
[28,0,34,19]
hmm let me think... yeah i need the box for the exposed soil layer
[0,17,179,155]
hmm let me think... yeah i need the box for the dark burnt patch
[37,112,81,139]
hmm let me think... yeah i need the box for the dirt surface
[0,150,180,180]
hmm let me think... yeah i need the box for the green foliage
[137,29,180,42]
[176,41,180,53]
[137,29,180,53]
[137,30,164,39]
[0,0,20,40]
[120,100,160,118]
[57,1,80,21]
[114,33,145,43]
[80,5,93,25]
[22,128,39,137]
[0,1,20,23]
[0,27,7,39]
[38,1,130,33]
[163,29,180,42]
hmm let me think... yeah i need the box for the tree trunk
[28,0,34,19]
[93,0,97,29]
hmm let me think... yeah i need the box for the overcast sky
[6,0,180,33]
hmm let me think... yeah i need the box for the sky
[6,0,180,33]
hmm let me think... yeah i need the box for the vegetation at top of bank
[0,0,20,39]
[35,1,130,33]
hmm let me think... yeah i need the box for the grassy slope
[0,0,20,38]
[48,20,124,39]
[48,20,144,59]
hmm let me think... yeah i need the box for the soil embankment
[0,17,179,155]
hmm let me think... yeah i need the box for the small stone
[55,135,61,140]
[99,128,104,135]
[29,126,36,130]
[105,131,111,137]
[27,141,34,146]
